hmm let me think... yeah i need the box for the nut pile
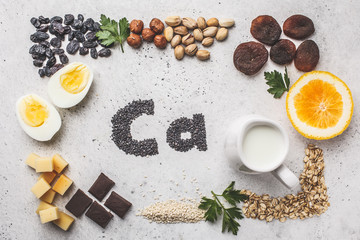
[29,14,111,78]
[164,16,234,61]
[138,199,205,223]
[242,144,329,222]
[127,18,167,49]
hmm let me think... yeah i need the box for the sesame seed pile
[138,200,205,224]
[111,99,159,156]
[242,144,330,222]
[166,114,207,152]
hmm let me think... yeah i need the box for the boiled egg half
[48,62,93,108]
[16,94,61,141]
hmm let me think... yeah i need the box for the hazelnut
[142,28,156,42]
[150,18,165,34]
[154,35,167,49]
[130,19,144,34]
[127,33,142,48]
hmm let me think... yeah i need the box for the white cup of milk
[224,115,299,189]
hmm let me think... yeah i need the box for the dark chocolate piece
[88,173,115,201]
[85,201,113,228]
[104,191,132,218]
[65,189,93,217]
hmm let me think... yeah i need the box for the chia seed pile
[138,200,205,224]
[166,114,207,152]
[29,14,112,78]
[111,99,159,157]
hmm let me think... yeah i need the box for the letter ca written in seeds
[111,99,208,156]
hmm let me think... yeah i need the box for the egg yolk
[20,96,49,127]
[60,64,89,94]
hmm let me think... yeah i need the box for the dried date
[294,40,319,72]
[250,15,281,46]
[270,39,296,65]
[233,41,268,75]
[283,15,315,40]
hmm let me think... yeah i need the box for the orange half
[286,71,353,140]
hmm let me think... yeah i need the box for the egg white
[47,62,94,108]
[16,94,61,141]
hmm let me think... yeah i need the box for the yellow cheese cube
[53,211,74,231]
[40,189,56,203]
[52,154,68,173]
[38,171,57,184]
[39,207,59,223]
[25,153,40,169]
[36,201,54,214]
[35,157,53,173]
[53,174,73,195]
[31,178,51,198]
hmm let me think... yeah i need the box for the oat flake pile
[242,144,330,222]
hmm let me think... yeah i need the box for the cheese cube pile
[26,153,74,231]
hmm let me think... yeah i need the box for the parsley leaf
[96,14,130,53]
[264,67,291,99]
[199,182,248,235]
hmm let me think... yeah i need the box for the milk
[242,125,285,168]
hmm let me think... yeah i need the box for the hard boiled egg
[48,62,93,108]
[16,94,61,141]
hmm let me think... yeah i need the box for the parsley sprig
[199,181,248,235]
[264,67,291,98]
[96,14,130,53]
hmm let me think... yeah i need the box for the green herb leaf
[97,14,130,53]
[199,182,248,236]
[222,209,240,235]
[199,197,222,222]
[264,67,291,99]
[222,181,249,206]
[118,17,130,53]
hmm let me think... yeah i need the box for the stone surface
[0,0,360,239]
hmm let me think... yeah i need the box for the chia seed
[111,99,159,157]
[166,114,207,152]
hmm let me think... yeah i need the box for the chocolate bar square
[104,191,132,218]
[65,189,93,217]
[88,173,115,201]
[85,201,113,228]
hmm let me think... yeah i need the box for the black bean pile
[111,99,159,157]
[166,114,207,152]
[29,14,112,78]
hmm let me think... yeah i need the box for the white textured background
[0,0,359,239]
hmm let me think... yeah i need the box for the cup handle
[271,164,299,190]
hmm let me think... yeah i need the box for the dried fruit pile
[29,14,111,78]
[242,144,329,222]
[234,14,319,75]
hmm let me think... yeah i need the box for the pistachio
[193,29,203,42]
[174,45,185,60]
[185,44,198,56]
[164,26,174,42]
[182,33,195,46]
[197,17,206,30]
[202,37,214,47]
[174,26,189,36]
[196,50,210,61]
[203,27,218,37]
[182,17,197,29]
[171,35,182,47]
[219,18,235,28]
[215,27,228,41]
[165,16,182,27]
[206,18,219,27]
